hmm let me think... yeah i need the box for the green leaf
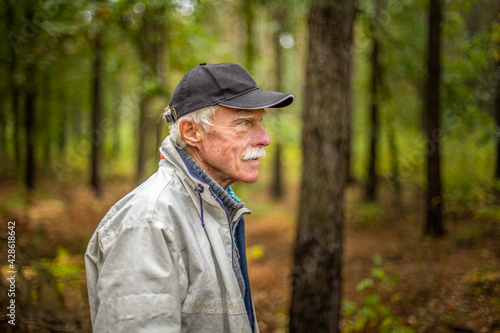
[359,306,377,320]
[356,278,374,291]
[371,267,385,279]
[341,300,358,316]
[365,294,380,306]
[378,305,392,317]
[387,276,400,285]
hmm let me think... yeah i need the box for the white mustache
[243,148,266,160]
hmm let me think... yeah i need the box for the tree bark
[5,0,23,181]
[156,20,168,160]
[58,61,68,155]
[271,11,285,200]
[0,97,6,167]
[289,0,355,332]
[387,107,402,203]
[243,0,256,74]
[136,81,150,184]
[25,63,37,190]
[41,72,52,172]
[112,80,122,157]
[135,9,166,183]
[271,141,283,198]
[365,0,382,201]
[91,31,103,195]
[423,0,445,236]
[494,15,500,180]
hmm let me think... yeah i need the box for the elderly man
[85,62,293,332]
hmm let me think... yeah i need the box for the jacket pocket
[104,293,174,325]
[181,296,246,315]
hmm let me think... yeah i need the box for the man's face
[190,106,271,189]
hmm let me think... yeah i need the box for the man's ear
[179,119,202,148]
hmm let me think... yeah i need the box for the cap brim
[219,89,294,110]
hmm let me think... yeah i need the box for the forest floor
[244,183,500,333]
[0,179,499,332]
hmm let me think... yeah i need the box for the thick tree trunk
[91,31,103,195]
[424,0,445,236]
[289,0,355,332]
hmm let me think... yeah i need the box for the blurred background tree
[289,0,355,331]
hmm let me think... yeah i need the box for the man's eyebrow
[235,110,267,120]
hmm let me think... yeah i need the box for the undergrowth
[341,255,415,333]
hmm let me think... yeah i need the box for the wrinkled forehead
[212,105,267,124]
[235,109,267,120]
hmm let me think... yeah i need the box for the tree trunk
[423,0,445,236]
[271,11,285,200]
[91,31,103,195]
[136,93,149,183]
[135,11,166,183]
[365,1,382,201]
[346,97,353,184]
[5,0,23,181]
[25,63,36,190]
[494,17,500,180]
[58,61,68,155]
[156,21,168,159]
[289,0,355,332]
[272,141,283,198]
[41,72,52,172]
[0,98,6,168]
[13,82,22,182]
[496,58,500,179]
[243,0,256,74]
[387,107,402,203]
[112,83,122,158]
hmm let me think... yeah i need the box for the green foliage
[352,0,498,219]
[0,0,308,188]
[0,243,89,330]
[39,247,86,295]
[342,255,414,333]
[475,205,500,221]
[461,267,500,298]
[348,201,385,227]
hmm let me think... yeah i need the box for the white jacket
[85,137,258,332]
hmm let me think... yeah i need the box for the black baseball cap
[164,62,294,123]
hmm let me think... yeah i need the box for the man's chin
[239,172,260,184]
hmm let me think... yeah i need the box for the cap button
[199,62,207,66]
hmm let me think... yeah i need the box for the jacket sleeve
[85,219,188,333]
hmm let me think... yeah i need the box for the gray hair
[168,105,218,148]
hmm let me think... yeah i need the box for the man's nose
[254,123,271,147]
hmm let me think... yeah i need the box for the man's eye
[241,120,249,126]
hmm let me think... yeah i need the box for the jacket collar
[159,136,249,221]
